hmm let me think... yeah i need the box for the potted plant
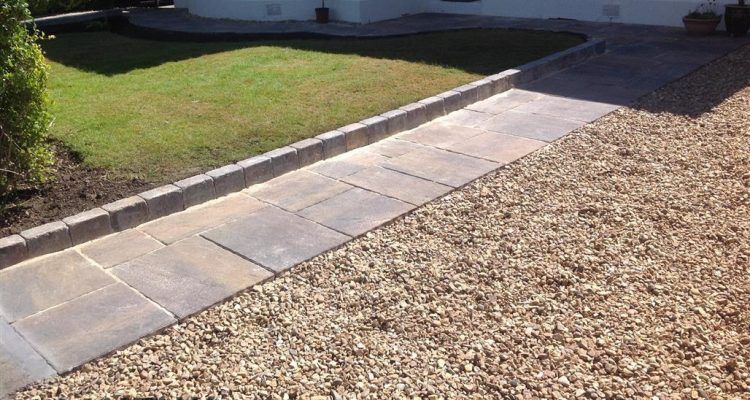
[683,1,722,35]
[315,0,329,23]
[726,0,750,36]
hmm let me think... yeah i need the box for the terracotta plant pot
[725,5,750,37]
[682,16,722,35]
[315,7,329,23]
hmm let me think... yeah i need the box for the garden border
[0,35,605,269]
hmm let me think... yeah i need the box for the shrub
[0,0,52,194]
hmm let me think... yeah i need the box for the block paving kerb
[3,14,748,397]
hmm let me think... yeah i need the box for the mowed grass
[43,30,583,181]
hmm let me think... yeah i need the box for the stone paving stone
[479,109,585,142]
[467,89,542,114]
[265,147,299,177]
[383,146,498,188]
[63,208,113,246]
[445,131,547,164]
[437,109,494,128]
[0,316,56,397]
[436,91,462,113]
[79,229,164,268]
[400,122,485,148]
[139,184,184,220]
[470,78,494,100]
[418,96,445,121]
[141,194,265,244]
[381,109,407,135]
[0,250,114,322]
[0,235,27,270]
[308,149,388,179]
[206,164,245,197]
[342,167,451,206]
[522,74,645,105]
[315,130,347,159]
[298,188,414,237]
[102,196,148,232]
[340,123,368,150]
[174,174,216,208]
[13,283,175,372]
[237,156,273,187]
[20,221,71,259]
[454,84,480,108]
[366,138,424,158]
[248,170,352,212]
[112,236,272,318]
[399,102,427,130]
[291,138,324,167]
[202,206,350,272]
[512,94,620,123]
[361,116,389,143]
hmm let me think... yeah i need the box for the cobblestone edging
[0,38,605,270]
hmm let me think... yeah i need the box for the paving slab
[399,122,485,148]
[445,131,547,164]
[479,109,585,142]
[12,283,175,372]
[247,170,352,212]
[512,94,620,123]
[0,250,114,322]
[140,194,266,244]
[342,167,451,206]
[308,149,388,179]
[202,206,350,273]
[521,74,646,105]
[383,146,498,188]
[366,139,424,158]
[0,316,56,397]
[436,109,494,128]
[79,229,164,268]
[298,188,414,237]
[466,89,542,114]
[112,236,272,318]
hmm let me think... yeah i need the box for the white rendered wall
[183,0,732,27]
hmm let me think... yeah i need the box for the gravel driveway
[15,46,750,399]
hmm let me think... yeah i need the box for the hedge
[0,0,52,194]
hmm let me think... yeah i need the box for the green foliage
[0,0,52,193]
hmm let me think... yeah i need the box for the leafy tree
[0,0,52,194]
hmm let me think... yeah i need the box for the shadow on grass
[41,25,585,76]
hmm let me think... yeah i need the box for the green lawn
[43,29,583,181]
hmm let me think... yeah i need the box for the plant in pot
[315,0,329,23]
[726,0,750,37]
[683,0,722,35]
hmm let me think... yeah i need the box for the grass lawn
[43,29,583,182]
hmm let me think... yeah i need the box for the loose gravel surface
[16,47,750,399]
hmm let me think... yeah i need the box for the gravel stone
[13,46,750,400]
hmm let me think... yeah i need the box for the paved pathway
[3,14,749,398]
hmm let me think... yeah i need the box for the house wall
[179,0,733,28]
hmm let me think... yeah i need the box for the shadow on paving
[40,25,584,76]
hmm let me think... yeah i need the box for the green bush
[0,0,52,193]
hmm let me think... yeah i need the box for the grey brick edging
[0,38,605,270]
